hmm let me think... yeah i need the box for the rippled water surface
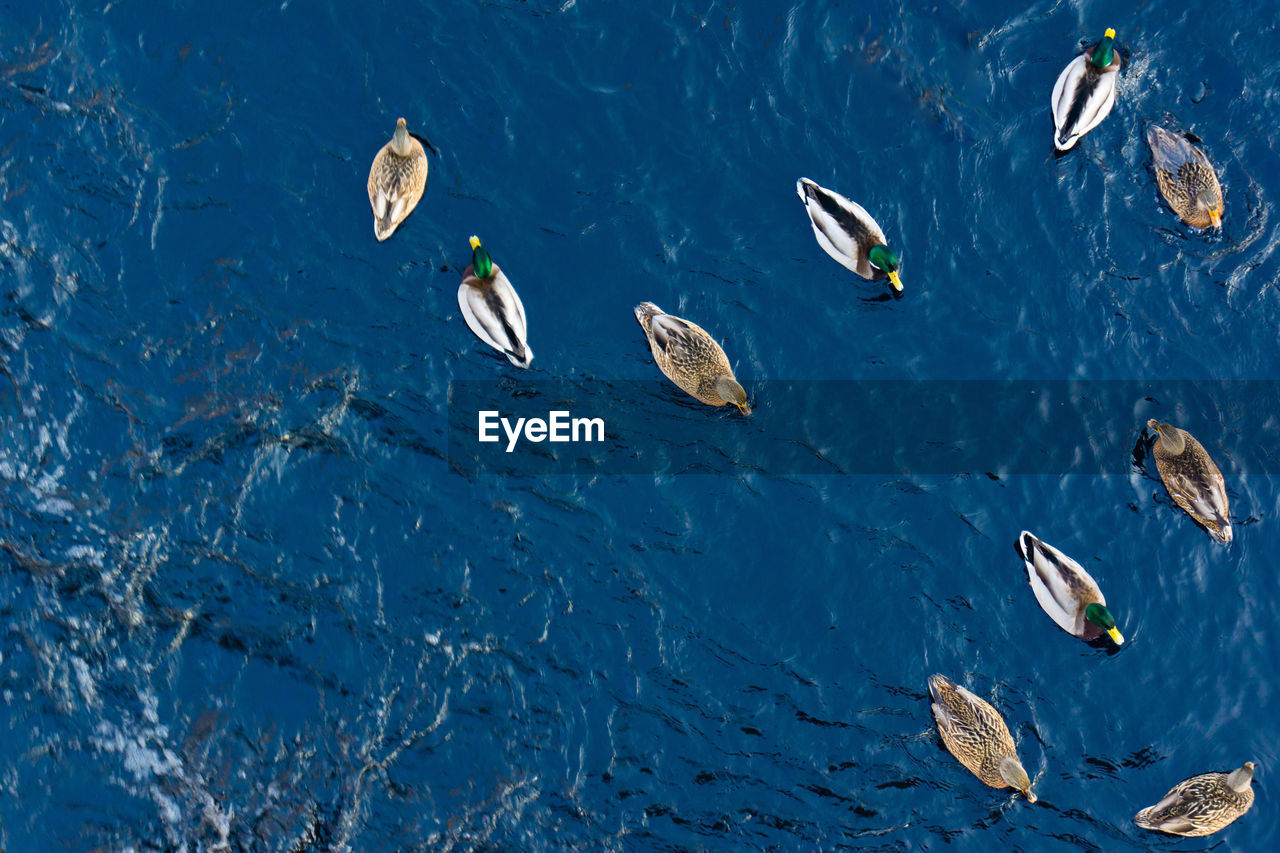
[3,0,1280,849]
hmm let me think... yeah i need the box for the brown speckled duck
[634,303,750,414]
[1147,419,1232,544]
[928,674,1036,802]
[1146,126,1223,229]
[367,117,428,241]
[1135,762,1256,837]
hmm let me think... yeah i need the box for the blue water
[2,0,1279,849]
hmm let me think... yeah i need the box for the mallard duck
[1147,419,1231,543]
[1135,762,1255,836]
[633,303,749,414]
[796,178,902,292]
[927,674,1037,802]
[367,117,428,241]
[1016,532,1123,645]
[1051,28,1121,151]
[458,236,532,368]
[1146,126,1224,228]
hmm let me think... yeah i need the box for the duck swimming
[796,178,902,292]
[1051,29,1121,151]
[928,674,1037,803]
[1146,126,1224,228]
[633,303,749,414]
[367,117,429,241]
[1135,762,1256,837]
[458,236,532,368]
[1147,419,1231,543]
[1016,531,1123,645]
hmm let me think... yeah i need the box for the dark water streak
[449,379,1280,476]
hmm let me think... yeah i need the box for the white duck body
[458,247,532,369]
[1051,35,1121,151]
[796,177,900,290]
[1015,531,1121,643]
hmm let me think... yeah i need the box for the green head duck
[867,244,903,292]
[1090,28,1117,69]
[470,235,494,279]
[1084,602,1124,645]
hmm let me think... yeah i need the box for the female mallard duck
[927,674,1037,803]
[1147,419,1231,543]
[1146,126,1224,228]
[796,178,902,292]
[367,118,428,241]
[458,236,532,368]
[1016,532,1123,645]
[1051,28,1121,151]
[633,303,749,414]
[1135,762,1255,836]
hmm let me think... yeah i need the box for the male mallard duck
[458,236,532,368]
[367,117,428,241]
[1146,126,1224,228]
[1135,762,1255,836]
[796,178,902,292]
[1015,532,1123,645]
[1051,28,1121,151]
[927,674,1037,803]
[633,303,749,414]
[1147,419,1231,543]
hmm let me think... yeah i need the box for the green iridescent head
[469,235,493,279]
[867,244,903,292]
[1084,602,1124,645]
[1090,28,1117,69]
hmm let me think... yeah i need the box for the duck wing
[650,312,711,367]
[1146,125,1199,171]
